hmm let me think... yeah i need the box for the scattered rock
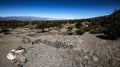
[31,35,79,49]
[7,47,27,67]
[93,56,98,62]
[22,36,32,43]
[84,56,89,60]
[27,33,37,37]
[16,54,27,65]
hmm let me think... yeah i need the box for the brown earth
[0,28,120,67]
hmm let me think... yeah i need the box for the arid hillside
[0,10,120,67]
[0,27,120,67]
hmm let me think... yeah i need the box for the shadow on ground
[96,34,118,40]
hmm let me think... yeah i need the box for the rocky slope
[22,32,120,67]
[0,28,120,67]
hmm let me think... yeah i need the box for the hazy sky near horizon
[0,0,120,19]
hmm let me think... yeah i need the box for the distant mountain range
[0,16,57,21]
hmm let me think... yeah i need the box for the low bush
[75,27,86,35]
[75,22,82,29]
[90,26,105,34]
[103,21,120,39]
[67,26,73,31]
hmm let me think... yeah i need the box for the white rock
[84,56,89,59]
[7,52,16,61]
[7,48,25,61]
[11,49,16,52]
[93,56,98,62]
[14,49,25,54]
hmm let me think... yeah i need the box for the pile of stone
[7,47,27,67]
[32,38,73,49]
[22,36,32,43]
[31,36,79,49]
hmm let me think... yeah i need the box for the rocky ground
[0,28,120,67]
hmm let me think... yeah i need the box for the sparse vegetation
[0,9,120,39]
[66,26,74,35]
[0,9,120,67]
[75,27,86,35]
[67,26,73,31]
[103,10,120,39]
[75,22,82,29]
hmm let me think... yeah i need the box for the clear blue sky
[0,0,120,19]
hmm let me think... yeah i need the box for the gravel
[23,32,120,67]
[2,30,120,67]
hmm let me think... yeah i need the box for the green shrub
[35,22,47,32]
[0,28,10,34]
[75,27,86,35]
[67,26,73,31]
[67,31,73,35]
[90,26,105,34]
[104,21,120,39]
[0,28,9,33]
[75,22,82,29]
[67,26,73,35]
[103,10,120,39]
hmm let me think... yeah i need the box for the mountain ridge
[0,16,56,21]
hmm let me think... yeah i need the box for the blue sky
[0,0,120,19]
